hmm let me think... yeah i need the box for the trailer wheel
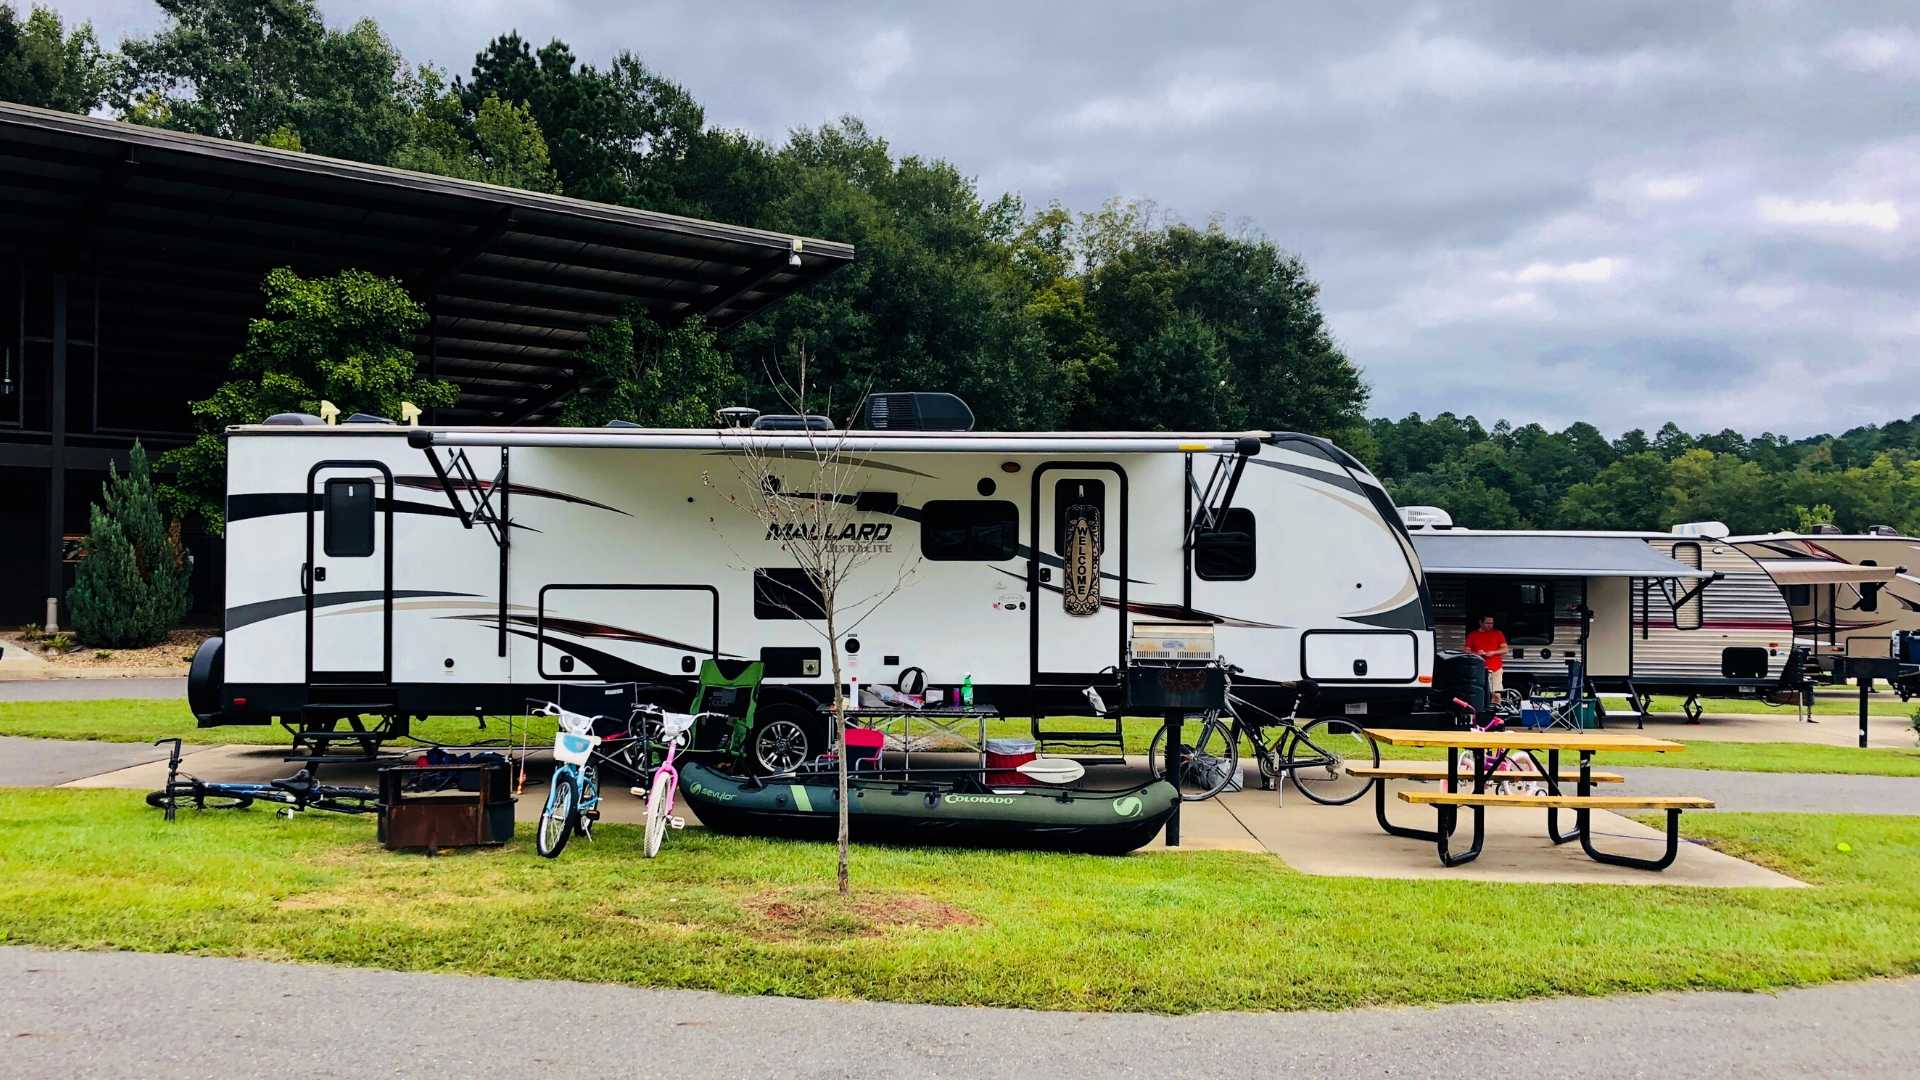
[749,704,818,777]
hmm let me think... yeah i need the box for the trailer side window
[322,478,376,558]
[1673,542,1703,630]
[754,568,826,620]
[920,500,1018,561]
[1194,508,1256,580]
[1785,584,1811,607]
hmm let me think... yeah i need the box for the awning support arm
[1186,439,1257,545]
[417,444,506,549]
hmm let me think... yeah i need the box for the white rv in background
[1719,528,1914,667]
[192,413,1437,770]
[1400,510,1801,717]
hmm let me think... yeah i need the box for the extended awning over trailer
[405,428,1268,455]
[1755,559,1901,586]
[1410,534,1715,579]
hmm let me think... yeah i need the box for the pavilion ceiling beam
[413,206,515,293]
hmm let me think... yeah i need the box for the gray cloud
[61,0,1920,436]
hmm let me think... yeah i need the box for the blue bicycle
[145,737,380,820]
[531,700,605,857]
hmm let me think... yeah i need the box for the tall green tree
[557,308,735,428]
[393,66,560,192]
[116,0,411,162]
[159,268,456,530]
[0,3,112,112]
[67,442,192,648]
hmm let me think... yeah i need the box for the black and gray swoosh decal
[1246,456,1370,498]
[227,493,539,532]
[393,476,629,516]
[226,589,480,630]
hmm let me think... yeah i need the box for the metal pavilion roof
[0,101,854,424]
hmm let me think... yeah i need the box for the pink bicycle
[1450,697,1550,796]
[631,707,703,858]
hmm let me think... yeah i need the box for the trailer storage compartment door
[1301,630,1418,682]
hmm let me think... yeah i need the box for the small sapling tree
[706,348,918,896]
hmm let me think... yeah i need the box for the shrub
[45,632,75,652]
[66,442,191,648]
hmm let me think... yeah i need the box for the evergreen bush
[66,442,191,647]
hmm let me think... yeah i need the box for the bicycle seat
[271,770,320,798]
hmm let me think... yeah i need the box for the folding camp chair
[1533,659,1591,730]
[687,659,767,759]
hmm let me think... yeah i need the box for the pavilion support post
[44,272,67,632]
[1163,710,1182,847]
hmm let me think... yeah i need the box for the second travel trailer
[1721,528,1913,671]
[189,409,1439,772]
[1402,511,1804,720]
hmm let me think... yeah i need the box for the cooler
[985,738,1037,786]
[845,725,885,767]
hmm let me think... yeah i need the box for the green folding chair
[688,659,767,759]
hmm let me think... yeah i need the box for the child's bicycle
[145,737,380,820]
[1449,695,1551,796]
[528,698,704,859]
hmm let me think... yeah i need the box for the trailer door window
[1194,508,1256,580]
[920,500,1018,561]
[322,478,376,557]
[754,568,826,620]
[1673,542,1703,630]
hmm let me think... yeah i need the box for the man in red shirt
[1464,615,1509,696]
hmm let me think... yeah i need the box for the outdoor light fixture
[2,346,11,396]
[788,238,804,268]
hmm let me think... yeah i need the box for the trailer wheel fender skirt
[187,636,225,725]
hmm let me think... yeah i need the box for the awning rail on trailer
[406,429,1267,455]
[1756,559,1903,586]
[1409,534,1715,580]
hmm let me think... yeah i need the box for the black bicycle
[146,738,380,820]
[1148,663,1380,804]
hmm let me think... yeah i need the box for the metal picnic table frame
[830,705,1001,775]
[1361,727,1690,870]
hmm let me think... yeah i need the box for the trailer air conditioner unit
[858,392,975,431]
[1398,505,1453,530]
[1670,521,1729,538]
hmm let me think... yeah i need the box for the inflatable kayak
[678,762,1178,855]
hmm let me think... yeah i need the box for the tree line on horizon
[5,1,1915,539]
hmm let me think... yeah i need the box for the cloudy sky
[65,1,1920,436]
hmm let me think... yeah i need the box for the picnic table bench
[1360,728,1714,871]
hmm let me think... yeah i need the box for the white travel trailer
[1721,528,1914,666]
[1403,516,1801,718]
[192,415,1437,769]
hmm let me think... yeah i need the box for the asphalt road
[0,676,186,701]
[3,948,1916,1079]
[0,735,174,786]
[1615,766,1920,815]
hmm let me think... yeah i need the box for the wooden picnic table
[1359,727,1709,871]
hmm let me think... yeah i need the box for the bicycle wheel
[536,771,579,858]
[643,769,672,858]
[1147,713,1241,801]
[1285,717,1379,805]
[147,786,252,811]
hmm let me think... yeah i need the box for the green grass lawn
[7,700,1920,776]
[1648,694,1915,719]
[0,699,553,747]
[1,787,1917,1013]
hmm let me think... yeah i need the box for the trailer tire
[748,703,820,777]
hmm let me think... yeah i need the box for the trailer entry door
[305,462,392,683]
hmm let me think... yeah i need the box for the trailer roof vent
[1670,521,1729,538]
[261,412,325,426]
[1397,505,1453,530]
[1867,524,1901,537]
[342,412,395,425]
[858,392,975,431]
[605,419,640,428]
[752,413,832,431]
[1811,523,1842,534]
[715,406,761,428]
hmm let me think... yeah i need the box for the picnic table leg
[1580,807,1684,871]
[1434,747,1486,866]
[1371,751,1452,842]
[1545,748,1578,844]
